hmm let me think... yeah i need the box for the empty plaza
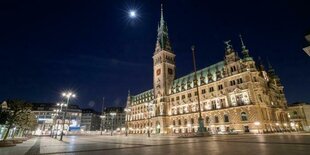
[1,134,310,155]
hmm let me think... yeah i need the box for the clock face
[156,69,161,76]
[168,68,173,75]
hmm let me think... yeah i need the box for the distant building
[287,102,310,132]
[0,101,8,139]
[81,109,101,131]
[303,33,310,56]
[31,103,82,135]
[102,107,126,133]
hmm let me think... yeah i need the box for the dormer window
[230,66,237,72]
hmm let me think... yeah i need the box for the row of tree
[0,100,38,141]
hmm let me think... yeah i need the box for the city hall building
[125,6,290,135]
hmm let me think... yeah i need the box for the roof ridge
[174,61,224,83]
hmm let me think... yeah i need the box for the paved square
[1,134,310,155]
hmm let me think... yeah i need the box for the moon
[129,10,136,18]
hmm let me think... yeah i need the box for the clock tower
[153,5,175,116]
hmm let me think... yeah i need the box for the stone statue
[224,40,232,49]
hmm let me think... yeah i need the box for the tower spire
[126,90,131,106]
[267,58,275,75]
[155,4,172,53]
[239,34,246,50]
[239,34,250,58]
[161,4,164,25]
[258,56,265,71]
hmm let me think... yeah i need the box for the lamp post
[100,97,105,135]
[110,112,117,136]
[191,46,205,134]
[100,115,106,135]
[51,109,61,137]
[145,102,152,137]
[54,103,66,139]
[124,108,131,136]
[60,92,76,141]
[51,111,58,137]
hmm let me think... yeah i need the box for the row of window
[171,85,223,102]
[230,78,243,86]
[171,112,248,126]
[171,78,243,102]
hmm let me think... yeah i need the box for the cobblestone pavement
[1,134,310,155]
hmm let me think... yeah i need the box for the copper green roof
[243,57,253,61]
[171,61,225,93]
[156,4,172,52]
[131,89,154,104]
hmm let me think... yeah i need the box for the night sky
[0,0,309,111]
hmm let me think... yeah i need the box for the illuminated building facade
[287,102,310,132]
[31,103,82,135]
[81,109,101,131]
[125,5,290,135]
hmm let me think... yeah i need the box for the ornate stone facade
[125,5,290,135]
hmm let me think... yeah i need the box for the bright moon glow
[129,10,136,18]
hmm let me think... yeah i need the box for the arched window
[184,119,187,125]
[241,112,248,121]
[172,120,175,126]
[178,119,182,125]
[191,118,194,124]
[224,115,229,122]
[214,116,219,123]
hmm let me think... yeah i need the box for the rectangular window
[171,98,174,102]
[194,91,198,96]
[188,93,192,98]
[176,96,180,100]
[218,85,223,90]
[237,78,243,84]
[230,80,236,86]
[230,66,237,72]
[209,87,214,92]
[201,89,206,94]
[182,95,185,99]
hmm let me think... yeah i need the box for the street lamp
[53,103,66,139]
[110,112,117,136]
[100,115,106,135]
[191,46,205,134]
[51,110,59,137]
[124,108,131,136]
[145,102,153,137]
[60,91,76,141]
